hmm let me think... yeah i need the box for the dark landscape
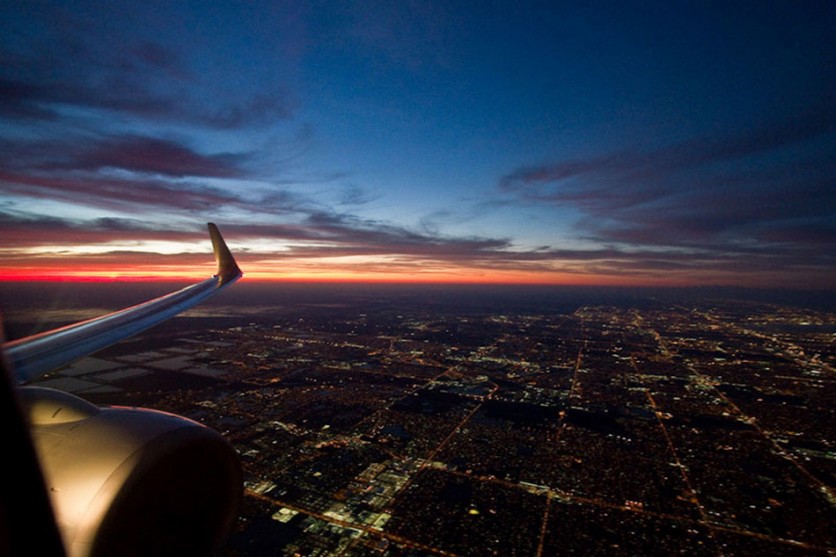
[3,282,834,555]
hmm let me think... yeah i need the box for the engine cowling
[20,387,241,557]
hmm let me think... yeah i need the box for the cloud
[0,4,294,130]
[0,130,266,217]
[0,170,246,214]
[221,212,514,259]
[49,135,247,178]
[0,211,199,249]
[0,71,293,131]
[0,205,517,268]
[501,104,836,262]
[3,204,831,288]
[0,79,57,120]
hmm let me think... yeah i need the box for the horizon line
[2,275,835,294]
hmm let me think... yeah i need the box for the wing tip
[207,223,243,285]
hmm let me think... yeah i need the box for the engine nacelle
[19,387,242,557]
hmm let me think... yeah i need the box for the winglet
[208,223,242,285]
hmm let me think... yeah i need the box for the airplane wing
[4,222,242,383]
[0,222,244,557]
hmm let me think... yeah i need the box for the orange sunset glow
[2,244,831,290]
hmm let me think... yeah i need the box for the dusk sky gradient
[1,1,834,287]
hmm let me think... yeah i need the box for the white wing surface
[4,223,242,383]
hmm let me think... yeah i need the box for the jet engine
[19,386,241,557]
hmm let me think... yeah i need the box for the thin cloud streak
[0,171,245,213]
[500,104,836,271]
[54,135,247,178]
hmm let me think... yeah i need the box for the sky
[1,1,834,288]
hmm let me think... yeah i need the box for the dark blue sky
[1,1,834,286]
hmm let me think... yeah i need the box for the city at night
[2,282,834,555]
